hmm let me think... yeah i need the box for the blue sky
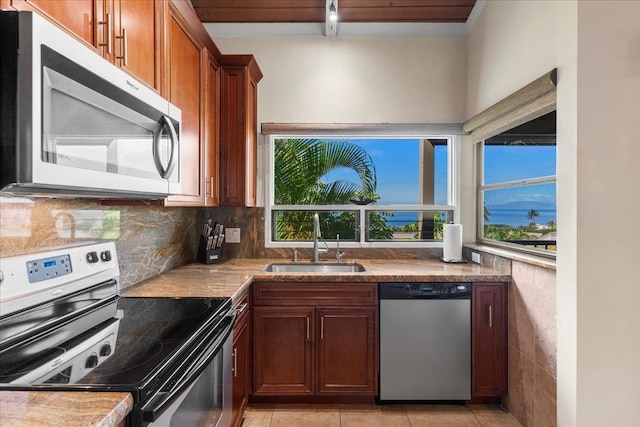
[320,138,448,205]
[317,138,556,208]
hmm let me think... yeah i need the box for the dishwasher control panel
[379,282,471,299]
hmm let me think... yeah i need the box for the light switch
[227,228,241,243]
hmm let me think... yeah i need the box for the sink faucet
[335,233,345,263]
[313,213,328,262]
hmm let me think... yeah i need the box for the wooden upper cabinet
[204,50,221,206]
[102,0,161,90]
[163,2,205,206]
[220,55,262,207]
[2,0,96,45]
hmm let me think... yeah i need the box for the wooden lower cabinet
[317,307,376,395]
[252,283,378,398]
[471,282,507,399]
[253,306,314,395]
[232,291,251,427]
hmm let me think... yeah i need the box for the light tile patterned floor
[241,404,522,427]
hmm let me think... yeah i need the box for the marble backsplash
[0,197,197,290]
[2,199,447,290]
[198,206,443,262]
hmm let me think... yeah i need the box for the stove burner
[94,335,164,375]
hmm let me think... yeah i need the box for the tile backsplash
[0,197,196,290]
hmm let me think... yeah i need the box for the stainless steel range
[0,242,235,426]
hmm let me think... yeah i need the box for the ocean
[486,208,556,228]
[380,208,557,228]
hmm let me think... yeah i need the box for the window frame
[475,125,557,259]
[265,132,461,249]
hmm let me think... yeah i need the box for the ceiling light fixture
[325,0,338,37]
[329,1,337,21]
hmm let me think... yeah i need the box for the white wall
[572,2,640,425]
[466,0,557,117]
[468,0,640,425]
[210,36,467,124]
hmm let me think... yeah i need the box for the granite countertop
[1,258,508,426]
[0,391,132,427]
[121,258,510,299]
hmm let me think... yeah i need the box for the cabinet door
[253,306,314,395]
[219,66,247,206]
[219,56,261,207]
[164,4,205,205]
[5,0,95,45]
[232,317,249,427]
[317,307,377,395]
[204,50,220,206]
[113,0,160,90]
[472,283,507,397]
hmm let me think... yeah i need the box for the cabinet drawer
[253,282,377,306]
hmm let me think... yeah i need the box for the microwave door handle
[153,116,179,179]
[141,311,236,423]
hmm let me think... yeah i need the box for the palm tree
[526,209,540,223]
[526,208,540,231]
[274,138,390,240]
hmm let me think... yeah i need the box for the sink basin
[264,262,366,273]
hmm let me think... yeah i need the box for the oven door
[138,310,235,427]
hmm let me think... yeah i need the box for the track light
[329,1,337,21]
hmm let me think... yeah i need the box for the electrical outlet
[226,228,241,243]
[471,252,481,264]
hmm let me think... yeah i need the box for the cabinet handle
[207,177,215,197]
[115,28,128,66]
[488,305,493,328]
[233,348,238,378]
[236,302,248,314]
[306,317,310,341]
[98,13,112,54]
[320,316,324,339]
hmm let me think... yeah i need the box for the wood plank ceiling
[192,0,477,24]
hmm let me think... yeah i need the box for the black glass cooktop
[0,296,231,399]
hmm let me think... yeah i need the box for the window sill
[464,242,556,271]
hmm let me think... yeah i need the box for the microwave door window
[42,66,166,180]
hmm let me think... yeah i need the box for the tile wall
[0,197,197,290]
[463,248,557,427]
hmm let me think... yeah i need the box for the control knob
[100,250,112,262]
[100,343,112,357]
[86,252,99,264]
[86,354,99,369]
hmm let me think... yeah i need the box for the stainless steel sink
[264,262,366,273]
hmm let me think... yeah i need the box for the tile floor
[241,403,522,427]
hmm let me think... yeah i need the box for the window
[477,111,557,255]
[266,134,459,247]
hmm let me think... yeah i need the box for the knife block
[197,236,222,264]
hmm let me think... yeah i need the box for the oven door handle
[141,310,236,423]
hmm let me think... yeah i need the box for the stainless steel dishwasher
[379,282,471,401]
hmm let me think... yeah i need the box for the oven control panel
[27,254,72,283]
[0,242,119,317]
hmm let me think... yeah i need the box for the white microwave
[0,11,181,199]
